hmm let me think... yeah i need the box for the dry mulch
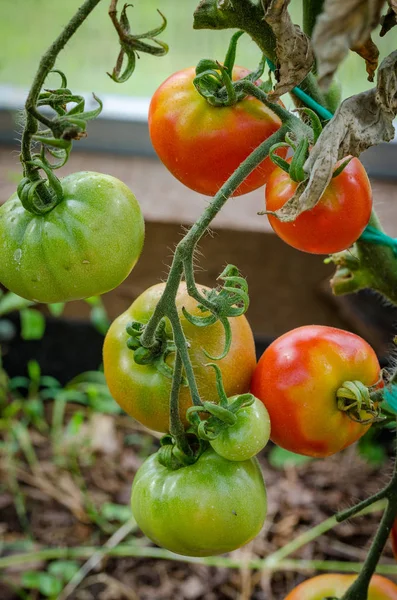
[0,409,396,600]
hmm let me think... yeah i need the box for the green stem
[168,352,193,453]
[20,0,102,204]
[340,425,397,600]
[193,0,326,107]
[331,210,397,305]
[1,547,396,574]
[139,126,287,418]
[302,0,325,37]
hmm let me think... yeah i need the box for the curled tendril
[108,2,168,84]
[182,265,249,361]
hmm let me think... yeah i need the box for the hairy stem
[331,210,397,305]
[20,0,102,203]
[168,351,193,455]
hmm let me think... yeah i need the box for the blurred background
[1,2,397,599]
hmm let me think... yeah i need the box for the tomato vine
[3,0,397,598]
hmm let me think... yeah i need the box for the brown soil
[0,408,396,600]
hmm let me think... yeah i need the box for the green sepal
[289,138,310,182]
[332,156,353,178]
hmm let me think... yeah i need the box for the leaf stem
[20,0,102,203]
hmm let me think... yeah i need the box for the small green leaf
[0,292,33,316]
[20,308,46,340]
[48,559,80,582]
[22,572,62,596]
[66,410,85,436]
[101,502,131,522]
[48,302,65,316]
[27,360,41,383]
[268,446,312,469]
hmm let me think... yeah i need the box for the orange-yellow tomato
[103,283,256,432]
[285,574,397,600]
[149,66,287,197]
[266,157,372,254]
[251,325,381,458]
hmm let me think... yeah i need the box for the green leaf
[0,292,33,316]
[90,305,110,335]
[48,302,65,317]
[27,360,41,383]
[268,446,312,469]
[48,560,80,582]
[101,502,132,522]
[20,309,45,340]
[66,410,85,436]
[22,572,62,596]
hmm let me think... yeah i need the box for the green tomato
[210,396,271,461]
[0,171,144,303]
[131,447,267,557]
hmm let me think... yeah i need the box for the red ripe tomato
[251,325,381,458]
[392,519,397,561]
[265,157,372,254]
[284,574,397,600]
[149,66,287,197]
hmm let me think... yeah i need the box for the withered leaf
[270,51,397,223]
[380,0,397,35]
[312,0,385,90]
[263,0,314,100]
[352,35,380,82]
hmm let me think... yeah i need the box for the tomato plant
[265,157,372,254]
[131,447,267,556]
[103,282,256,432]
[284,574,397,600]
[0,172,144,303]
[148,66,287,197]
[251,325,381,457]
[209,395,271,461]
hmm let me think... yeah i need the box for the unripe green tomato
[131,448,267,557]
[0,172,144,303]
[210,396,271,461]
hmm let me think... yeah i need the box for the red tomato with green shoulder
[149,66,287,197]
[284,574,397,600]
[265,157,372,254]
[251,325,381,458]
[131,447,267,556]
[103,282,256,433]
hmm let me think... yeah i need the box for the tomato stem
[20,0,103,211]
[338,423,397,600]
[331,211,397,305]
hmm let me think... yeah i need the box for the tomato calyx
[193,30,269,108]
[158,433,207,471]
[186,362,254,442]
[336,379,383,424]
[126,318,185,382]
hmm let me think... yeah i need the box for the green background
[1,0,395,100]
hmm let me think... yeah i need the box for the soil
[1,403,396,600]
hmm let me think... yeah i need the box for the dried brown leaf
[352,35,380,82]
[263,0,314,100]
[313,0,385,90]
[380,0,397,35]
[270,51,397,223]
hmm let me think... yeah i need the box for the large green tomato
[131,448,267,557]
[210,396,271,461]
[0,171,144,303]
